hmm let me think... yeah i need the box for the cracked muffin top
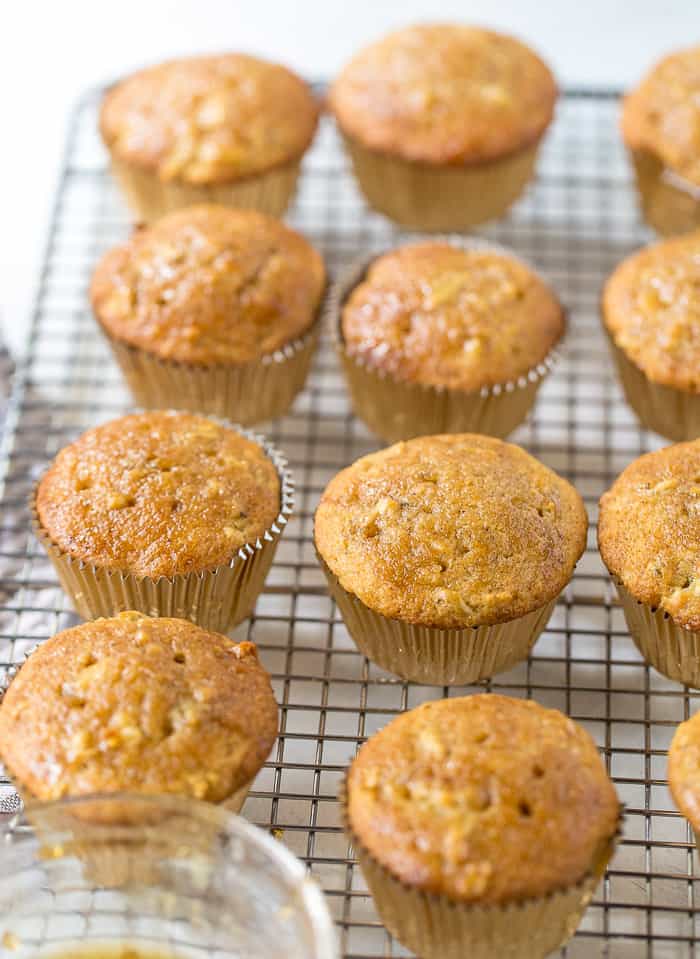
[329,24,557,166]
[341,242,564,390]
[599,440,700,630]
[0,612,278,802]
[346,695,619,903]
[90,205,325,365]
[100,54,319,184]
[314,434,587,628]
[35,411,280,579]
[602,231,700,393]
[669,710,700,832]
[622,45,700,187]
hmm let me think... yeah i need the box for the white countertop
[1,0,697,359]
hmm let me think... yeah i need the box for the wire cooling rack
[1,88,699,958]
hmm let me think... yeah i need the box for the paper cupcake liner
[606,334,700,442]
[614,581,700,688]
[340,133,541,231]
[329,240,561,443]
[108,154,302,223]
[101,315,321,427]
[339,781,620,959]
[317,553,556,685]
[628,148,700,237]
[30,421,294,632]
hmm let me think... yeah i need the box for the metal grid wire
[1,87,699,958]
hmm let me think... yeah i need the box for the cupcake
[621,45,700,236]
[342,695,620,959]
[100,54,319,221]
[328,24,557,231]
[0,612,278,811]
[602,230,700,442]
[668,711,700,851]
[314,434,587,685]
[33,411,292,630]
[334,240,564,442]
[599,441,700,687]
[90,205,325,424]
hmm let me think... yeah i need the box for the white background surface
[1,0,698,358]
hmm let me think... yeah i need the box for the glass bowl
[0,794,338,959]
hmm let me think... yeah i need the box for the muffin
[314,434,587,684]
[334,240,564,442]
[602,231,700,441]
[343,695,620,959]
[328,24,557,230]
[33,411,292,629]
[621,45,700,236]
[0,612,278,811]
[599,441,700,686]
[668,711,700,851]
[100,54,319,221]
[91,205,326,424]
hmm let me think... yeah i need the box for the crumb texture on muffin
[622,45,700,186]
[669,711,700,830]
[341,242,564,390]
[91,205,325,365]
[599,440,700,631]
[603,231,700,393]
[0,612,278,802]
[347,694,619,903]
[315,434,587,628]
[36,411,280,578]
[329,24,557,165]
[100,54,319,184]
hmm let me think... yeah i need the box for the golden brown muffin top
[621,45,700,187]
[100,54,319,184]
[602,231,700,393]
[341,243,564,390]
[599,440,700,631]
[36,411,280,579]
[347,695,619,904]
[0,612,278,802]
[669,711,700,832]
[315,434,587,628]
[91,206,325,365]
[329,24,557,166]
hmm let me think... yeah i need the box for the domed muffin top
[0,612,278,803]
[100,54,319,184]
[315,434,587,628]
[91,205,325,365]
[599,440,700,630]
[622,45,700,186]
[329,24,557,165]
[603,231,700,393]
[341,242,564,390]
[347,694,619,903]
[36,411,281,578]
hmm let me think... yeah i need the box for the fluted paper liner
[628,148,700,237]
[330,240,560,443]
[109,154,302,223]
[31,422,294,632]
[614,580,700,688]
[102,317,321,427]
[607,333,700,442]
[341,134,542,231]
[339,781,620,959]
[317,553,556,685]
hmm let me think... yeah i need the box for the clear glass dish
[0,794,338,959]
